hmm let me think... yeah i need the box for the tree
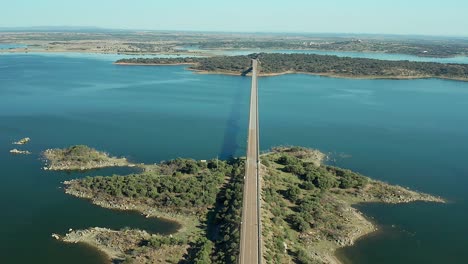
[285,185,301,202]
[289,214,310,232]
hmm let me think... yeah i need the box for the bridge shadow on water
[218,77,249,160]
[241,67,253,77]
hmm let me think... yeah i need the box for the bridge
[239,59,262,264]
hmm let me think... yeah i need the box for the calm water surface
[1,53,468,264]
[0,44,27,50]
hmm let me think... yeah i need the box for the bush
[277,155,300,166]
[312,175,338,190]
[283,164,305,176]
[327,167,368,189]
[289,214,310,232]
[285,185,301,202]
[296,248,320,264]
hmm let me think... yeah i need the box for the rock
[13,137,31,145]
[10,149,31,155]
[51,234,60,240]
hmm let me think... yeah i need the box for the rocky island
[10,149,31,155]
[116,53,468,81]
[42,145,132,171]
[13,137,31,145]
[53,145,444,264]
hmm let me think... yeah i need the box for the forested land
[68,157,245,264]
[192,39,468,58]
[117,53,468,80]
[62,146,444,264]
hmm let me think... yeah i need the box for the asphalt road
[239,59,261,264]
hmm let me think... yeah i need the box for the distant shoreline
[0,49,202,57]
[2,48,468,60]
[114,62,468,82]
[114,62,196,66]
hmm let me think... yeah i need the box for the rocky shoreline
[55,146,445,264]
[116,62,468,82]
[312,183,444,264]
[43,159,132,171]
[61,228,126,261]
[260,148,445,264]
[60,181,200,264]
[63,180,192,223]
[42,145,134,171]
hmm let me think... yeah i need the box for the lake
[0,44,27,50]
[1,53,468,264]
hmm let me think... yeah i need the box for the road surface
[239,59,261,264]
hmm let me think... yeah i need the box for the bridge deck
[239,59,261,264]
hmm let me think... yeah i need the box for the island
[10,149,31,155]
[42,145,132,171]
[48,145,444,264]
[13,137,31,145]
[116,53,468,81]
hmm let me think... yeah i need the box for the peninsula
[50,145,444,264]
[116,53,468,81]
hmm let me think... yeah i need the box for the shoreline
[114,62,196,66]
[260,149,445,263]
[196,47,467,59]
[62,188,439,264]
[63,180,188,232]
[61,228,124,261]
[0,48,199,56]
[61,182,197,263]
[258,71,468,82]
[56,146,446,264]
[42,146,137,171]
[330,199,444,264]
[330,182,445,264]
[192,69,468,82]
[3,46,465,59]
[113,63,468,82]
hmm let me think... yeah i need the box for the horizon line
[1,26,468,39]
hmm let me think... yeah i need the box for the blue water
[259,74,468,264]
[0,51,195,61]
[1,54,468,264]
[0,44,27,50]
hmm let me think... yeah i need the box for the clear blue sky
[2,0,468,36]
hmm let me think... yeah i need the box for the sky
[1,0,468,36]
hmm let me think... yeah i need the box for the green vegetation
[43,145,130,170]
[77,159,225,212]
[61,146,443,264]
[116,53,468,81]
[261,147,444,264]
[55,145,106,162]
[211,161,244,263]
[64,155,245,264]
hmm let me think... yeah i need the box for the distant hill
[0,26,120,33]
